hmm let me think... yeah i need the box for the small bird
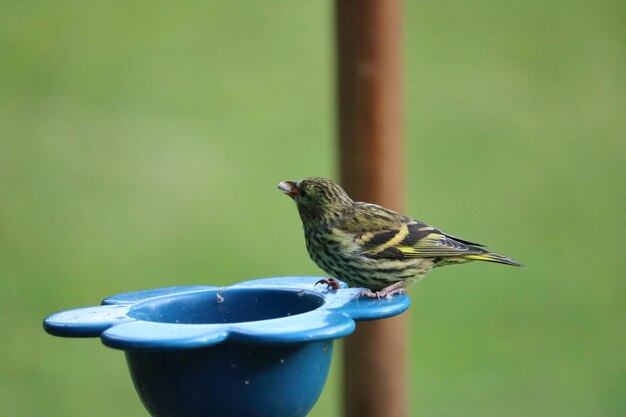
[278,177,523,298]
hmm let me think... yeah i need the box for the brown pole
[335,1,407,417]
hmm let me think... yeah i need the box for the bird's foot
[357,283,407,300]
[356,289,380,299]
[314,277,341,291]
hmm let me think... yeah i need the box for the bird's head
[278,177,353,222]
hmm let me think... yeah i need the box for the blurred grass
[0,1,624,416]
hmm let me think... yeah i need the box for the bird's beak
[278,181,298,199]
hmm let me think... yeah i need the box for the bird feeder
[44,276,409,417]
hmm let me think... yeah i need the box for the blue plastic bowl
[44,277,409,417]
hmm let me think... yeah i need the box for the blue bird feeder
[44,276,409,417]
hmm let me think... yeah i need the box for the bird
[278,177,523,298]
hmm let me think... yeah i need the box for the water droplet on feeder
[280,358,285,364]
[216,293,224,304]
[244,379,250,385]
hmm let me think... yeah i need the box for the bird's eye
[299,188,307,197]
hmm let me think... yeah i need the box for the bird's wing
[340,202,486,260]
[395,227,485,258]
[356,222,483,259]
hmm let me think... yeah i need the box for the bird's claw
[314,277,341,291]
[356,287,407,300]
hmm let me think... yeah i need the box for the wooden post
[335,1,407,417]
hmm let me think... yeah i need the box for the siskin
[278,177,523,298]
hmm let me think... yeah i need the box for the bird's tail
[464,251,525,267]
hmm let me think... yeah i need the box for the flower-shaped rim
[44,276,410,350]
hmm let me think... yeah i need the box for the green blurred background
[1,1,624,416]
